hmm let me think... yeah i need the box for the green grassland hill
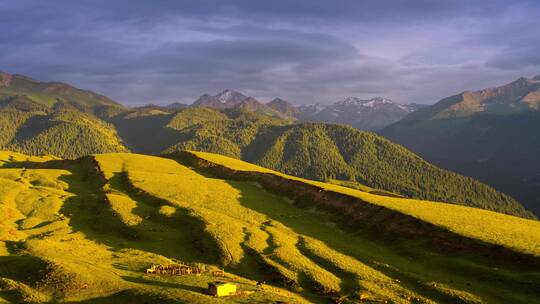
[0,151,539,303]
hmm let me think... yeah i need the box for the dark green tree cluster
[1,105,128,159]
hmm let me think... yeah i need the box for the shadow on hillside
[0,158,67,169]
[109,113,180,154]
[0,255,50,284]
[54,164,222,266]
[5,157,222,271]
[64,288,184,304]
[108,171,222,264]
[295,236,360,295]
[121,276,205,293]
[11,114,62,142]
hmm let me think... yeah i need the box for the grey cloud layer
[0,0,539,105]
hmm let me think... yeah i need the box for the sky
[1,0,539,106]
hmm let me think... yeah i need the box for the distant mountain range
[296,97,425,130]
[168,90,426,130]
[179,90,291,119]
[0,71,532,219]
[382,75,540,215]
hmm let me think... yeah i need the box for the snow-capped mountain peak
[397,103,426,113]
[297,103,323,115]
[215,89,247,104]
[338,97,394,107]
[216,89,233,103]
[297,97,426,130]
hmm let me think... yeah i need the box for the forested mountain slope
[382,75,540,216]
[0,102,127,158]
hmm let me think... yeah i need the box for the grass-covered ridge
[1,150,539,303]
[189,151,540,257]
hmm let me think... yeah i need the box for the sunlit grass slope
[1,151,539,303]
[0,151,304,303]
[0,151,58,166]
[192,151,540,257]
[94,153,418,301]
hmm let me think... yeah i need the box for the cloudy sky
[1,0,539,105]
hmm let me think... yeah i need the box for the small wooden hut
[208,281,237,297]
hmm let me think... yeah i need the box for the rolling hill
[0,71,129,158]
[0,151,539,303]
[0,72,535,219]
[0,72,125,116]
[382,75,540,216]
[0,102,128,159]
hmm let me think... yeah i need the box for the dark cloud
[1,0,516,25]
[487,45,540,70]
[0,0,539,105]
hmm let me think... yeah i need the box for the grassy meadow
[191,151,540,257]
[0,150,539,303]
